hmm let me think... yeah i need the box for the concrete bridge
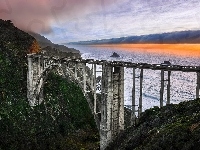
[27,53,200,149]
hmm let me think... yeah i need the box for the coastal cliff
[0,19,99,150]
[1,19,200,150]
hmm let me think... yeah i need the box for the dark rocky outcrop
[110,52,120,57]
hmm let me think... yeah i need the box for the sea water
[66,44,200,111]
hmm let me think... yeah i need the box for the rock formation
[110,52,120,57]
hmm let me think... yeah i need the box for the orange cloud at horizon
[93,44,200,57]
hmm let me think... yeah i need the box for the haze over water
[68,44,200,112]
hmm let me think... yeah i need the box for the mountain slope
[0,19,99,149]
[28,32,80,53]
[0,20,40,54]
[68,30,200,45]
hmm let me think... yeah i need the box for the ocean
[66,44,200,111]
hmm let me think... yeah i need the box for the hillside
[2,18,200,150]
[0,20,41,54]
[106,98,200,150]
[0,19,99,149]
[28,32,80,54]
[68,30,200,45]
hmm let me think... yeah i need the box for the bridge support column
[74,62,78,79]
[167,71,171,104]
[160,70,164,107]
[118,67,124,131]
[82,63,86,94]
[27,54,33,104]
[100,64,113,150]
[27,54,43,106]
[131,68,136,125]
[112,66,124,136]
[138,69,143,118]
[93,64,97,114]
[100,65,124,150]
[196,72,200,99]
[37,55,44,104]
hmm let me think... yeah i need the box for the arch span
[27,53,128,150]
[27,54,100,130]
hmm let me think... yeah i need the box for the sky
[1,0,200,43]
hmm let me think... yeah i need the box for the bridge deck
[47,57,200,72]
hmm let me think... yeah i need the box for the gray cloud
[0,0,117,33]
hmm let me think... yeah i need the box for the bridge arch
[27,54,100,130]
[26,53,163,149]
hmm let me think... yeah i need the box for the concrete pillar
[37,56,43,104]
[118,67,124,131]
[93,64,97,114]
[27,54,43,106]
[112,66,124,136]
[100,64,113,150]
[131,68,136,126]
[196,72,200,99]
[167,71,171,104]
[82,63,86,94]
[138,69,143,117]
[112,70,119,136]
[160,70,164,107]
[27,54,34,105]
[91,64,94,89]
[74,62,77,79]
[100,65,125,149]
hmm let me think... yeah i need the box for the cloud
[0,0,117,33]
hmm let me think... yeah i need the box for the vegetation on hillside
[28,31,80,54]
[106,99,200,150]
[2,19,200,150]
[0,19,99,150]
[0,20,40,54]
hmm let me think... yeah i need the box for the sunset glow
[93,44,200,57]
